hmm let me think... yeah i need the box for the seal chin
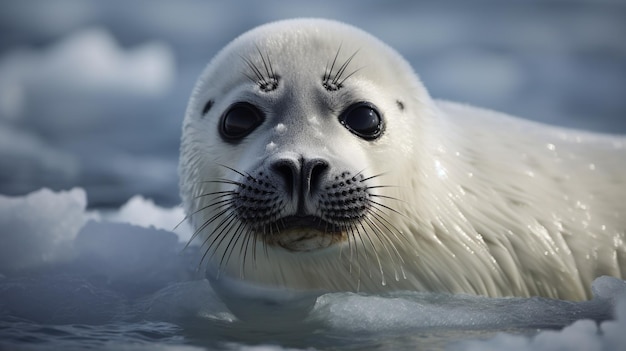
[265,215,345,252]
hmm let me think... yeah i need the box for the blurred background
[0,0,624,207]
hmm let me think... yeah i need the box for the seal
[179,18,626,301]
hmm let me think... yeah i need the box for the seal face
[207,66,387,253]
[180,18,626,300]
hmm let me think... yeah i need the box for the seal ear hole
[396,100,405,111]
[338,102,383,140]
[220,102,265,141]
[202,100,214,116]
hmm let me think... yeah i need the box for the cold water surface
[0,189,625,351]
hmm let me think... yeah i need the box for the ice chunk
[452,277,626,351]
[106,195,192,242]
[591,275,626,300]
[73,221,194,297]
[0,188,92,273]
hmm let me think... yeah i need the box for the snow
[0,188,625,350]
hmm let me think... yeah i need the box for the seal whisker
[240,55,265,84]
[186,203,232,240]
[353,223,374,279]
[256,46,274,84]
[241,72,259,85]
[219,219,248,274]
[324,43,342,83]
[343,222,356,274]
[196,197,236,211]
[347,223,363,285]
[252,227,260,269]
[185,204,235,250]
[173,211,192,232]
[323,45,361,91]
[239,46,279,92]
[199,179,246,187]
[240,226,256,276]
[194,190,235,200]
[343,223,354,273]
[337,66,363,87]
[197,210,237,269]
[174,193,234,233]
[191,200,230,218]
[363,214,406,270]
[367,205,412,249]
[358,171,387,181]
[201,211,240,271]
[362,215,400,263]
[368,198,405,217]
[215,163,251,178]
[366,185,400,190]
[357,220,386,286]
[262,223,272,260]
[369,193,404,202]
[198,209,237,252]
[332,49,360,86]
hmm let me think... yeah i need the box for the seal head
[180,18,426,282]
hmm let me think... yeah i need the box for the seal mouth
[278,215,340,232]
[264,215,345,252]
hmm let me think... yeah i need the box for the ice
[0,25,179,206]
[0,188,92,272]
[313,280,619,332]
[73,221,190,296]
[1,188,625,350]
[454,299,626,351]
[106,195,192,242]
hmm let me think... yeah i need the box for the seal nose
[271,156,329,204]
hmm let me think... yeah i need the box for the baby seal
[179,18,625,301]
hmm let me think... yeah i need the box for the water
[0,189,625,351]
[1,274,623,350]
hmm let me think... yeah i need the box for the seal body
[179,18,625,300]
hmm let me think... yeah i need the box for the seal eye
[339,102,383,140]
[220,102,264,140]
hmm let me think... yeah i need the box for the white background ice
[1,0,625,350]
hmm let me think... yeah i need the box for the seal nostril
[307,159,329,195]
[271,159,298,197]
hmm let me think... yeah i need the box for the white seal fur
[180,18,625,301]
